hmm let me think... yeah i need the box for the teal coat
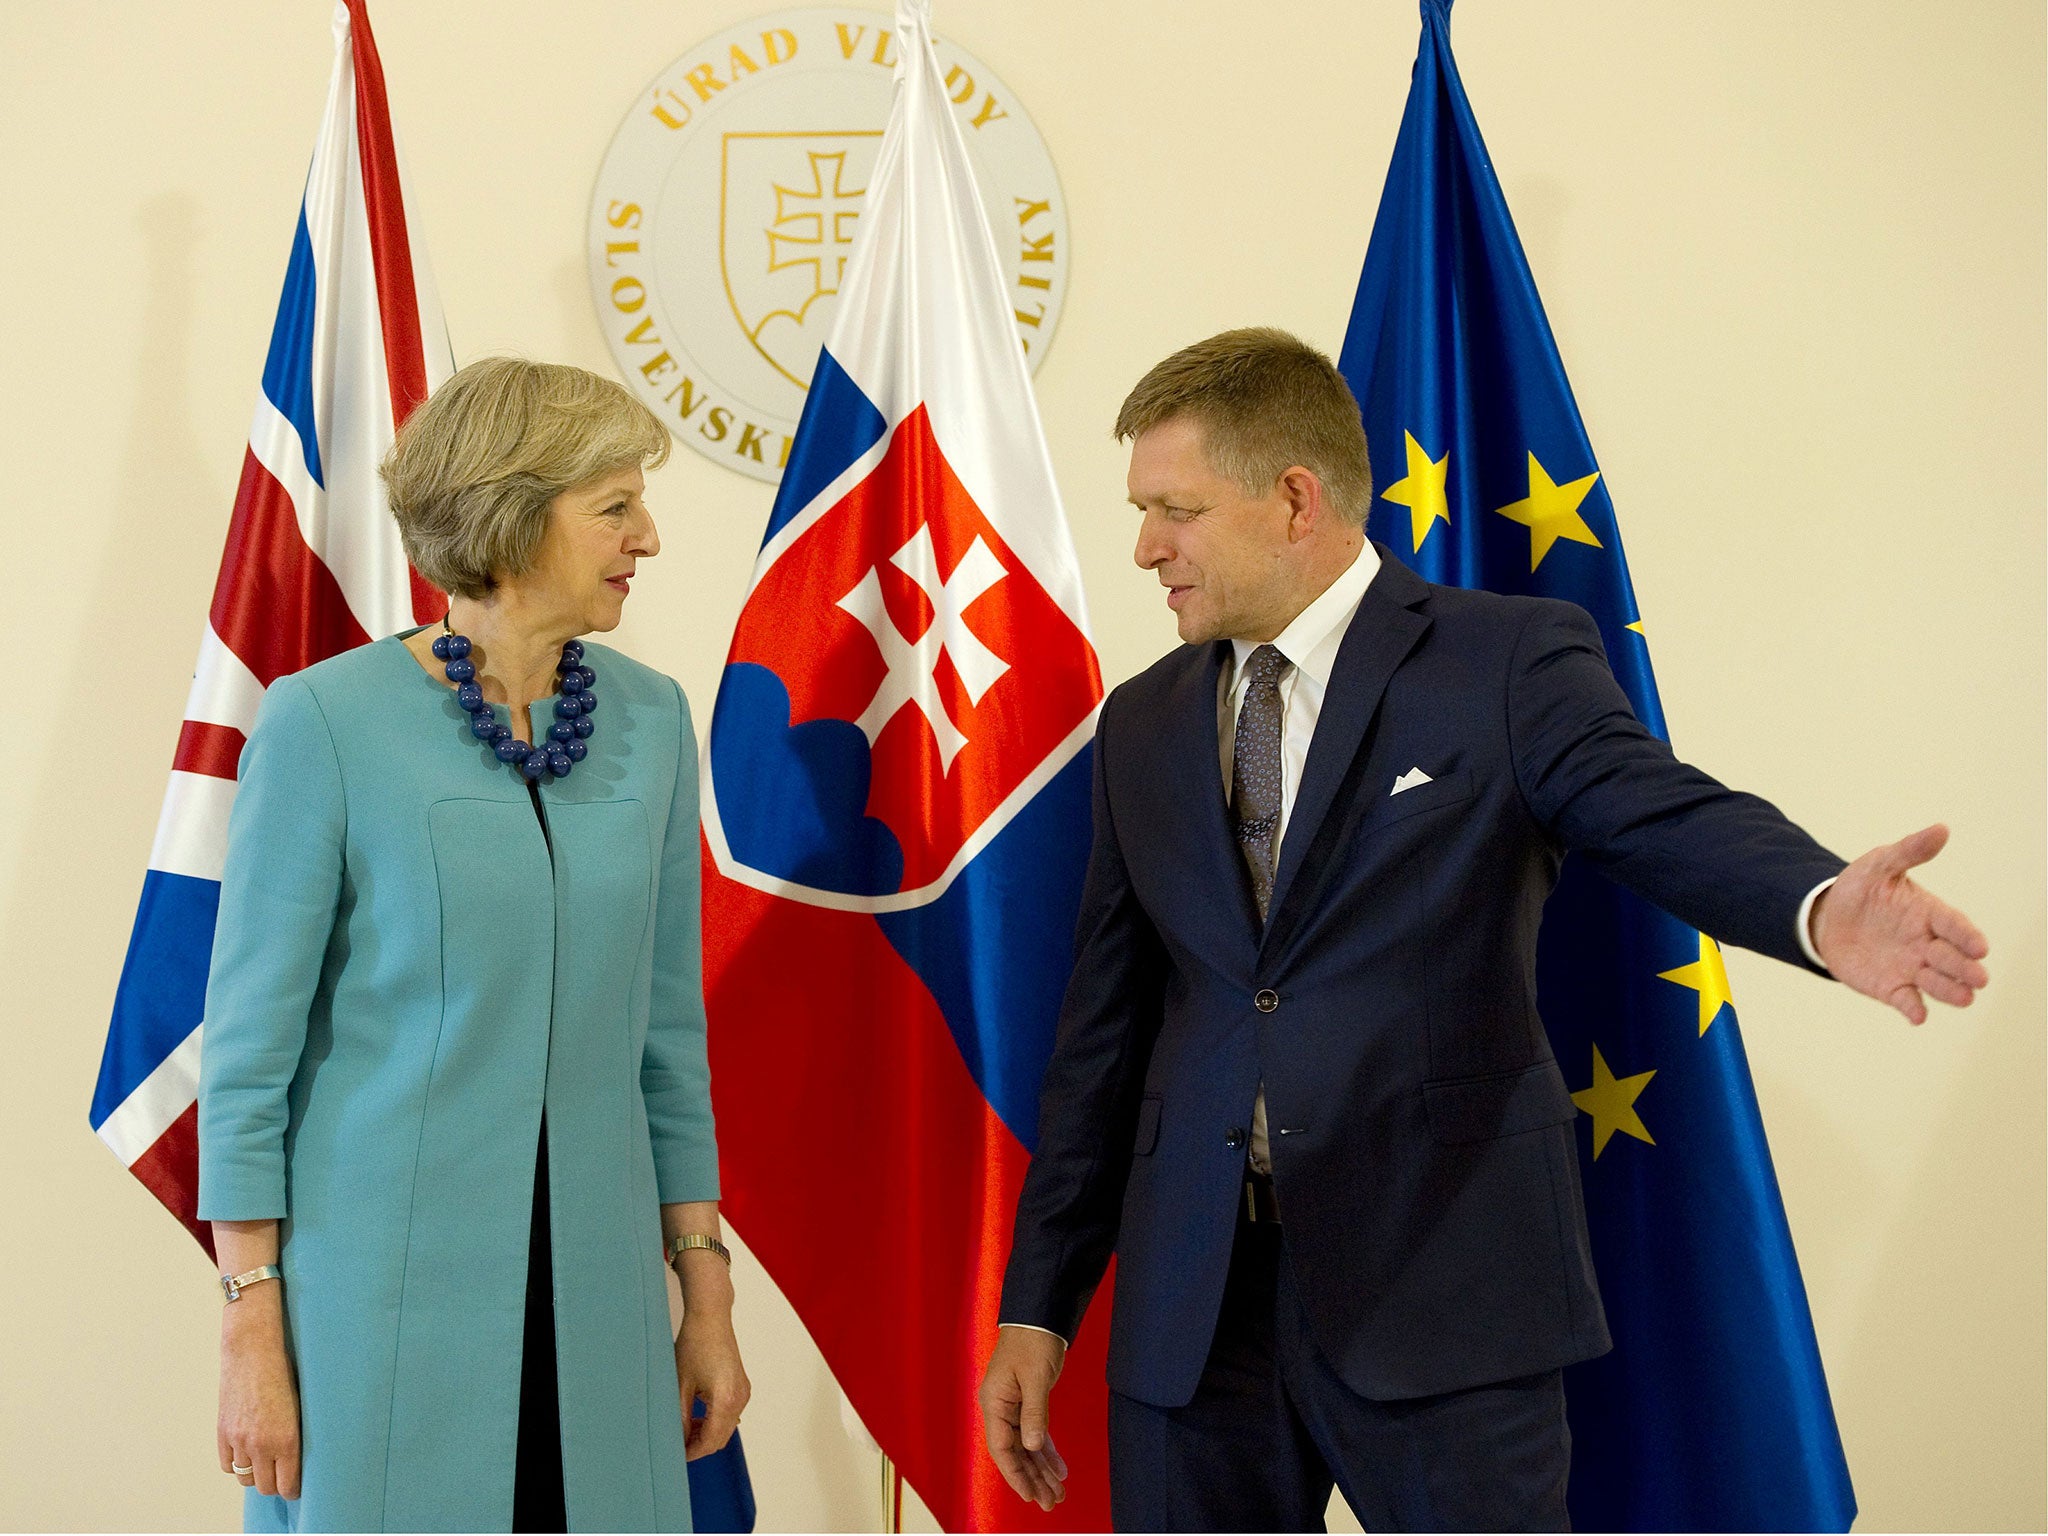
[198,634,718,1533]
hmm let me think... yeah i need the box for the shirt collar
[1230,540,1382,691]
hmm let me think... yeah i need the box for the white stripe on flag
[394,136,456,400]
[296,11,418,643]
[322,107,414,639]
[96,1022,203,1166]
[183,624,267,737]
[247,390,334,578]
[148,771,238,882]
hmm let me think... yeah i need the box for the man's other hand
[978,1325,1070,1511]
[1813,823,1989,1024]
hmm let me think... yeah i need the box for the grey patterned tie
[1231,644,1290,922]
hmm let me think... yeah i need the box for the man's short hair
[1114,327,1374,523]
[381,357,669,599]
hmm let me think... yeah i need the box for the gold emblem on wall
[721,132,882,388]
[590,9,1070,485]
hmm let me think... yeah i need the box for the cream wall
[1,1,2040,1530]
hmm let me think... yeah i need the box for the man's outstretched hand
[1812,824,1989,1024]
[978,1325,1069,1512]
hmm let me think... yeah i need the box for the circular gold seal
[589,8,1069,484]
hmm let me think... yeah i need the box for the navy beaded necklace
[432,617,597,783]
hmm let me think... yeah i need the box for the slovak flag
[89,0,452,1251]
[699,0,1112,1527]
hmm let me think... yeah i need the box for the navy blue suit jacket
[999,551,1846,1408]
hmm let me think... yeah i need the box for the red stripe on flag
[344,0,426,423]
[704,851,1114,1533]
[129,1105,215,1261]
[209,448,372,687]
[342,0,446,627]
[172,720,247,781]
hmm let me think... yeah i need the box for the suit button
[1224,1127,1247,1150]
[1254,988,1279,1013]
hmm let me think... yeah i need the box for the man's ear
[1279,465,1327,542]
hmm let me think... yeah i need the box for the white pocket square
[1390,766,1434,796]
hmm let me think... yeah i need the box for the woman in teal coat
[198,358,749,1532]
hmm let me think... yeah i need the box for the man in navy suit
[977,329,1989,1531]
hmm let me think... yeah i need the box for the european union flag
[1337,3,1856,1529]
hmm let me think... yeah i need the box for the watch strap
[665,1233,732,1267]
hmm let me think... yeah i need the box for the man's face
[1128,415,1297,645]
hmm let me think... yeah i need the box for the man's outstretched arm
[1509,601,1988,1008]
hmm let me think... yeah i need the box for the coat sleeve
[641,677,720,1205]
[999,690,1169,1341]
[197,673,347,1221]
[1507,600,1847,972]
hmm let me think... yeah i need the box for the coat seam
[377,798,461,1530]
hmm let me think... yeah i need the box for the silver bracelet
[220,1265,283,1303]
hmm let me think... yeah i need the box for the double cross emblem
[836,524,1011,771]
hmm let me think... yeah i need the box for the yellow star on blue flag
[1379,430,1451,552]
[1494,452,1602,571]
[1572,1044,1656,1159]
[1658,933,1736,1035]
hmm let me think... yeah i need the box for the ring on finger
[231,1462,254,1476]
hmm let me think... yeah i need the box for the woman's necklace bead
[437,627,594,783]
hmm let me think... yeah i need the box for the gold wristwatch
[666,1234,732,1267]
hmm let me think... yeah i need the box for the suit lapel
[1150,640,1263,949]
[1262,555,1433,955]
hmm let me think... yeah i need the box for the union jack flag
[89,0,452,1252]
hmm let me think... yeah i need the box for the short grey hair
[381,357,669,598]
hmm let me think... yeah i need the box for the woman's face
[513,464,660,635]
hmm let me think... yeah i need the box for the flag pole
[879,1450,903,1533]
